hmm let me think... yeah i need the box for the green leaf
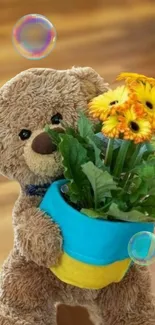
[115,199,128,211]
[150,137,155,150]
[147,155,155,164]
[45,125,61,145]
[59,134,88,183]
[58,134,90,201]
[81,208,108,219]
[67,183,81,204]
[108,203,154,222]
[77,112,94,139]
[128,175,142,192]
[148,186,155,195]
[141,196,155,206]
[141,196,155,217]
[129,179,148,203]
[112,138,123,150]
[65,127,78,137]
[135,163,155,179]
[93,121,103,133]
[108,203,155,222]
[87,138,103,168]
[134,195,155,220]
[82,161,118,209]
[64,127,88,146]
[93,134,124,155]
[92,134,107,151]
[127,141,153,169]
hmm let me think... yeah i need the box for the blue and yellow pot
[40,180,154,289]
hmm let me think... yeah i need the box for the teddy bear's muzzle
[31,132,57,155]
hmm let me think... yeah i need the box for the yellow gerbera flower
[120,106,152,143]
[117,72,148,81]
[88,86,129,121]
[133,82,155,118]
[117,72,155,86]
[101,115,121,138]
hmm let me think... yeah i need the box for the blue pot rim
[52,179,154,226]
[40,179,154,265]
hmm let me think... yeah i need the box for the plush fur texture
[0,66,155,325]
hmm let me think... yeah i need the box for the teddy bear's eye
[51,113,62,125]
[19,129,32,141]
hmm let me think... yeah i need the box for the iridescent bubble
[12,14,57,60]
[128,231,155,266]
[61,184,69,194]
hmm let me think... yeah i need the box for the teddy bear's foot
[0,299,57,325]
[0,314,32,325]
[107,317,155,325]
[0,309,57,325]
[86,265,155,325]
[88,311,155,325]
[0,253,58,325]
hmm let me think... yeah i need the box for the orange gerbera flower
[117,72,155,86]
[88,86,129,121]
[119,105,152,143]
[101,115,121,138]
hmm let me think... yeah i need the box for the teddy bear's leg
[86,306,103,325]
[87,306,155,325]
[86,265,155,325]
[0,251,59,325]
[0,307,57,325]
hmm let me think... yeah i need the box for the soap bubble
[61,184,69,194]
[128,231,155,266]
[12,14,57,60]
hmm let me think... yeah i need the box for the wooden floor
[0,0,155,324]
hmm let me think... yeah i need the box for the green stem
[134,145,147,167]
[94,198,97,210]
[104,138,114,167]
[128,143,142,169]
[123,173,132,192]
[113,140,131,178]
[121,172,130,187]
[98,200,112,212]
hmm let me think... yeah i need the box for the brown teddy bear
[0,66,155,325]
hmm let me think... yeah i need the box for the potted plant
[40,72,155,289]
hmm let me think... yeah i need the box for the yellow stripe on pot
[50,253,131,289]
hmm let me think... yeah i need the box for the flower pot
[40,180,154,289]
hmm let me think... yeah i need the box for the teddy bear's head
[0,67,108,187]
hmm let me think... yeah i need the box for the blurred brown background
[0,0,155,324]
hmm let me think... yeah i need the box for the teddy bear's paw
[44,231,63,268]
[32,223,63,268]
[15,208,63,268]
[22,223,62,268]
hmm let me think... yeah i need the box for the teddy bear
[0,66,155,325]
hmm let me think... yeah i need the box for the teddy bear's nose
[32,132,57,155]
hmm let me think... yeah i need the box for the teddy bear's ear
[69,66,109,102]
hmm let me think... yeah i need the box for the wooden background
[0,0,155,324]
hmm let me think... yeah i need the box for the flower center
[129,121,140,133]
[146,101,153,109]
[109,100,119,105]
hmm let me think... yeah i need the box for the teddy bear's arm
[13,194,63,267]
